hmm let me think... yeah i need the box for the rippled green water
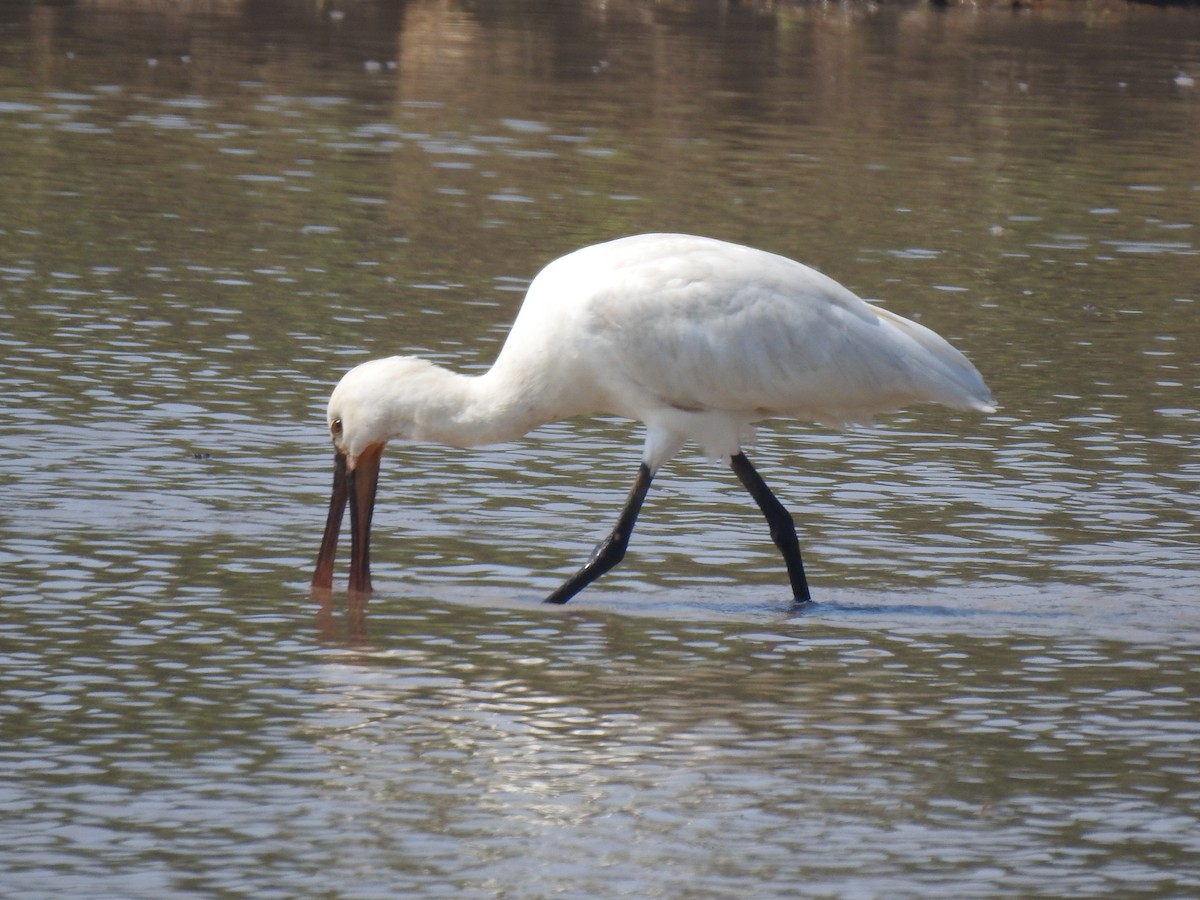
[2,0,1199,896]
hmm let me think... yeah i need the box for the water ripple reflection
[285,601,1200,896]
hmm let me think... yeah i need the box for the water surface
[2,0,1199,896]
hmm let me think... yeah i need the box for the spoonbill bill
[312,233,994,604]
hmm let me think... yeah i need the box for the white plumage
[312,233,994,604]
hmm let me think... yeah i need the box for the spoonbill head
[311,233,994,603]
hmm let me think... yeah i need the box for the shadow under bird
[311,233,994,604]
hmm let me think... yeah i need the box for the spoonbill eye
[331,418,343,436]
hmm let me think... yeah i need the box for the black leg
[544,463,655,605]
[729,452,811,603]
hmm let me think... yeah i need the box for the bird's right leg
[543,463,655,605]
[729,452,812,603]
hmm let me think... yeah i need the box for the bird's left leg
[543,463,655,605]
[729,452,812,603]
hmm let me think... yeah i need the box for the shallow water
[2,0,1199,896]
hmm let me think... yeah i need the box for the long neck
[400,361,552,448]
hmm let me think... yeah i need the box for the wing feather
[563,235,991,426]
[500,234,993,435]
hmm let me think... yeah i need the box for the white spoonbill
[312,233,994,604]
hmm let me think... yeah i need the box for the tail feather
[872,305,995,414]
